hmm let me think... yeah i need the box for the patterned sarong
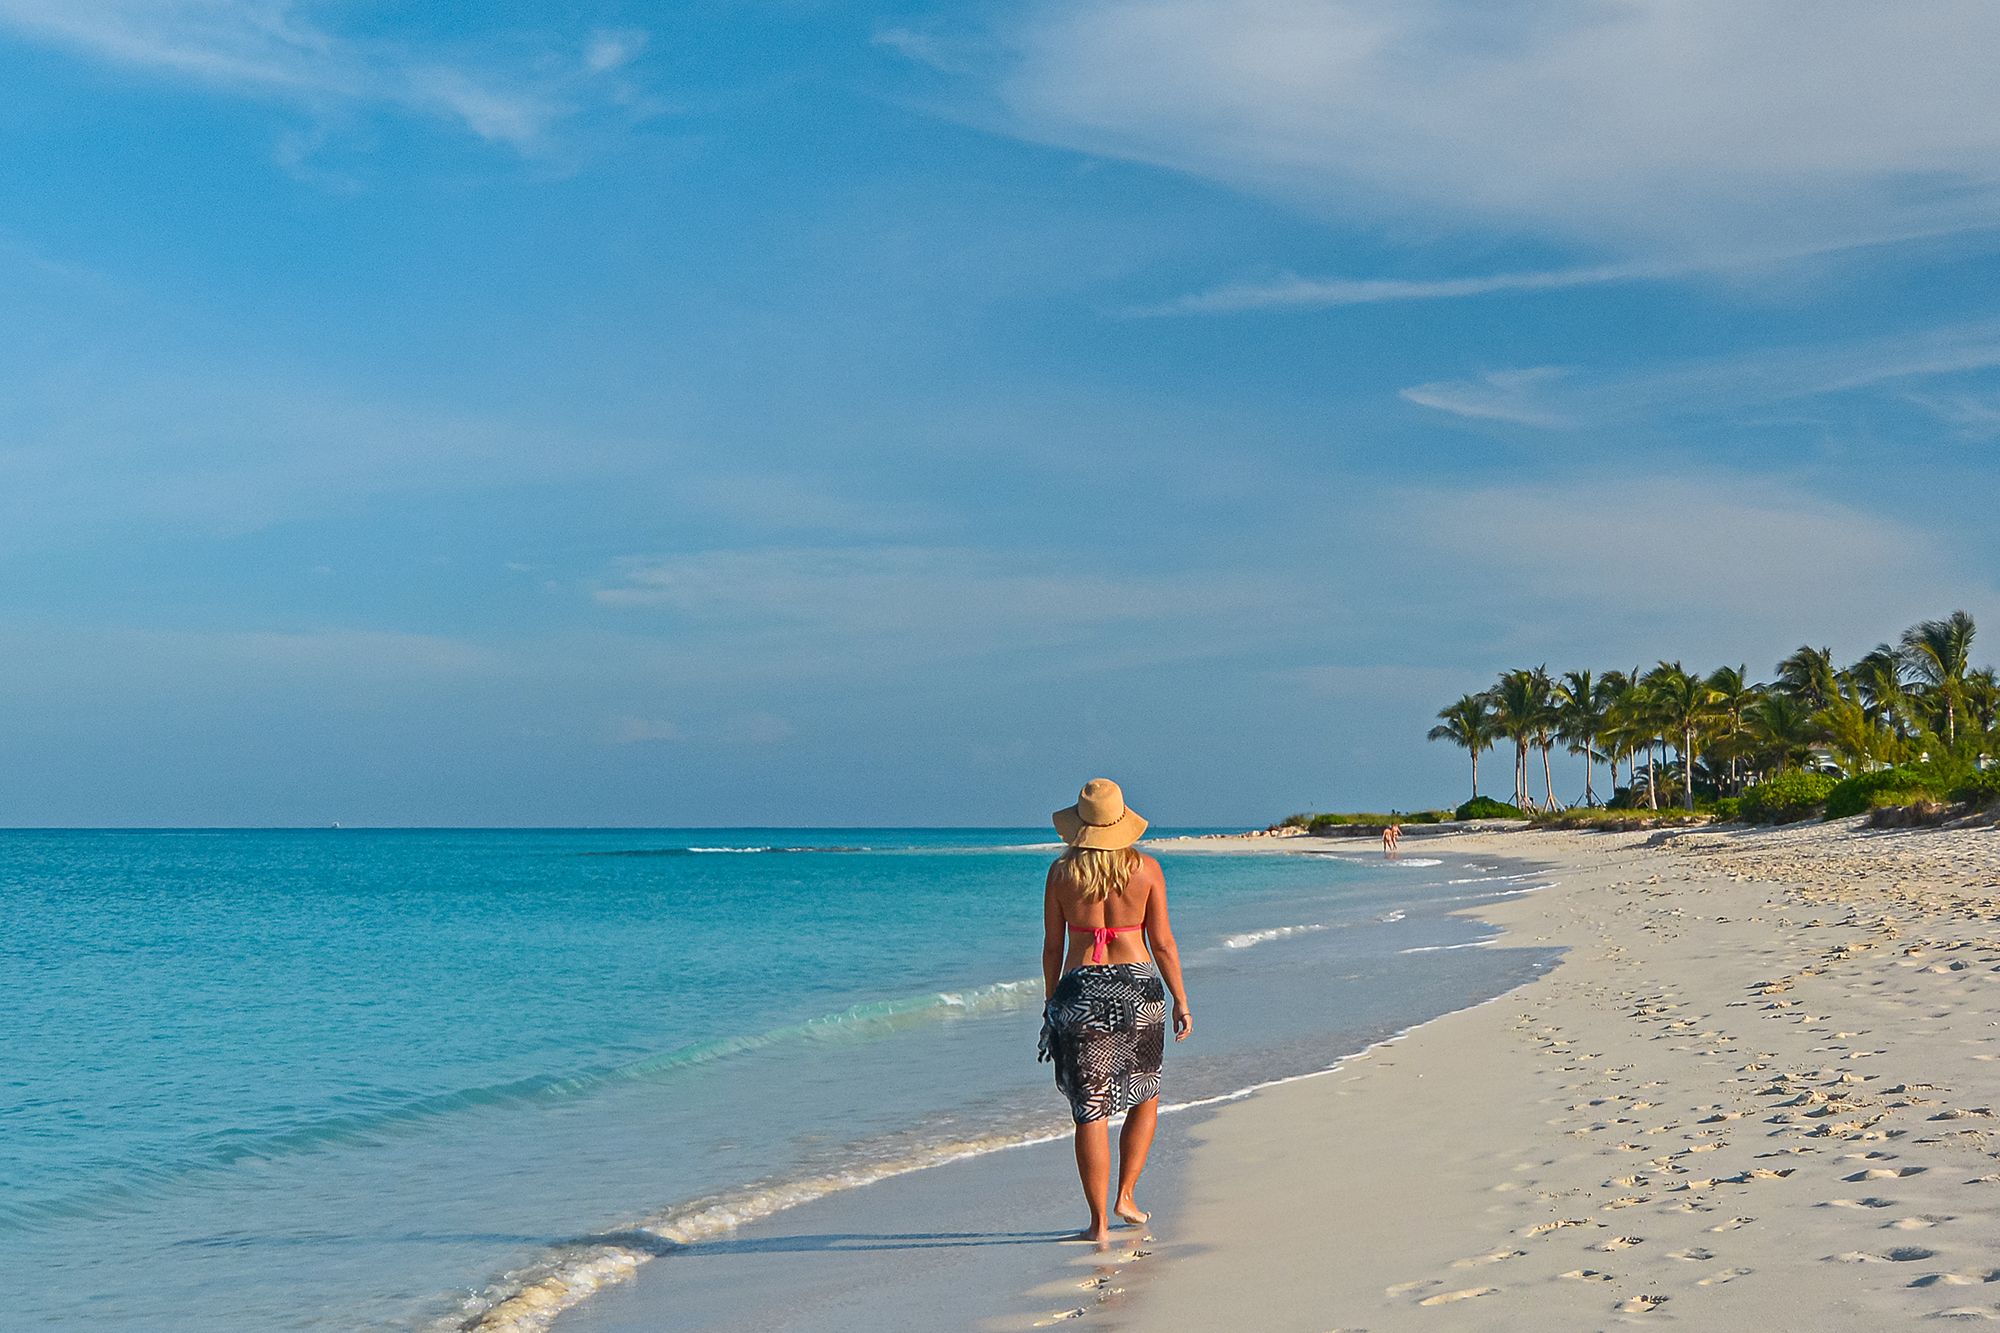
[1038,963,1167,1123]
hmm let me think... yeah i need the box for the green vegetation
[1530,807,1708,831]
[1455,795,1525,820]
[1740,770,1838,823]
[1824,766,1947,819]
[1303,810,1448,832]
[1950,768,2000,807]
[1426,611,1999,823]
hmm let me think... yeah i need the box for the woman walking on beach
[1039,779,1192,1241]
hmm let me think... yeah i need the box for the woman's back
[1048,850,1160,969]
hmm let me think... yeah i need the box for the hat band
[1079,809,1124,827]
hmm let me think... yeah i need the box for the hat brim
[1052,804,1149,849]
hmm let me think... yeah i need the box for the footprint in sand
[1525,1219,1591,1237]
[1708,1217,1756,1231]
[1889,1216,1953,1229]
[1846,1166,1927,1181]
[1618,1294,1668,1313]
[1697,1268,1753,1286]
[1667,1247,1715,1261]
[1417,1286,1497,1306]
[1594,1236,1644,1251]
[1828,1247,1938,1263]
[1561,1268,1612,1281]
[1908,1274,1994,1288]
[1031,1308,1086,1326]
[1452,1249,1526,1268]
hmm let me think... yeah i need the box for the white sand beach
[551,819,2000,1333]
[1099,821,2000,1329]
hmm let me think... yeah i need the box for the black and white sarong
[1038,963,1167,1123]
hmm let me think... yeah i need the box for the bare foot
[1114,1197,1150,1225]
[1064,1223,1114,1243]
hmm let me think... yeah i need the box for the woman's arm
[1042,868,1066,1001]
[1140,857,1192,1040]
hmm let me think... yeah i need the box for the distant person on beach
[1382,823,1402,857]
[1039,778,1192,1242]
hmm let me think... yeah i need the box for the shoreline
[1095,821,2000,1329]
[549,842,1555,1333]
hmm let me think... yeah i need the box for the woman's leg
[1072,1118,1112,1239]
[1114,1097,1157,1223]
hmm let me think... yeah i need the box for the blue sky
[2,1,1997,826]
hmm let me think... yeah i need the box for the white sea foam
[1388,857,1443,867]
[1446,870,1544,885]
[1376,908,1407,923]
[1223,923,1328,949]
[1401,938,1497,955]
[445,917,1571,1333]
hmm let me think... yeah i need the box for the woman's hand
[1174,1008,1192,1041]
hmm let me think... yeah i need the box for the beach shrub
[1455,796,1525,821]
[1739,770,1837,823]
[1532,807,1707,831]
[1705,796,1741,821]
[1305,810,1450,832]
[1865,797,1954,828]
[1867,786,1944,810]
[1949,767,2000,807]
[1824,767,1936,820]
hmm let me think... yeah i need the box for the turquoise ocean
[2,829,1556,1329]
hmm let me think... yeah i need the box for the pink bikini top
[1068,921,1144,963]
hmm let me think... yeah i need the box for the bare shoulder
[1134,851,1165,885]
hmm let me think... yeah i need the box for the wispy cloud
[1398,475,2000,651]
[957,1,2000,258]
[1399,368,1573,427]
[1401,319,2000,428]
[0,0,642,151]
[1133,262,1664,316]
[1133,223,2000,316]
[1906,391,2000,439]
[589,544,1298,680]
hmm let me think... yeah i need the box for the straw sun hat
[1052,778,1149,850]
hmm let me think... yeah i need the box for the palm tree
[1487,669,1548,811]
[1901,611,1977,744]
[1597,669,1636,796]
[1428,695,1498,802]
[1647,662,1719,810]
[1527,666,1562,811]
[1605,671,1666,808]
[1555,669,1608,806]
[1775,644,1839,710]
[1816,688,1894,776]
[1748,692,1821,774]
[1966,667,2000,734]
[1848,644,1908,729]
[1705,665,1760,795]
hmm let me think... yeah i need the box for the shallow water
[1,829,1550,1329]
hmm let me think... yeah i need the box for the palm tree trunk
[1469,748,1479,801]
[1541,742,1556,810]
[1646,744,1658,809]
[1683,726,1697,811]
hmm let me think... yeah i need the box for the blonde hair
[1055,845,1139,903]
